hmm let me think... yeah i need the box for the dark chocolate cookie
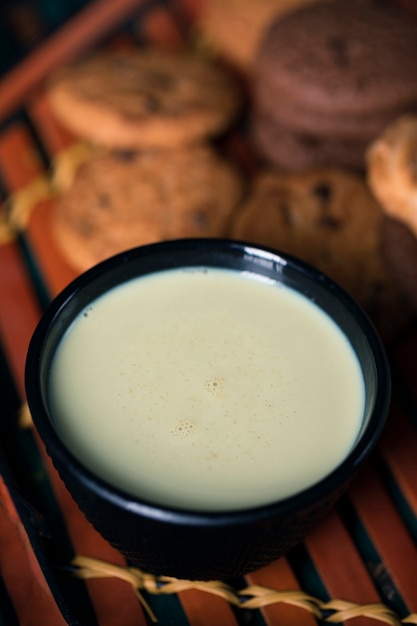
[254,0,417,133]
[252,111,368,172]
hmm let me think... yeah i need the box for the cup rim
[25,238,391,527]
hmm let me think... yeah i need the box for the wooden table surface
[1,1,417,624]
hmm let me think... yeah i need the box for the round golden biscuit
[47,48,242,149]
[366,114,417,238]
[52,146,245,272]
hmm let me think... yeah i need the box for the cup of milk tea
[25,238,391,580]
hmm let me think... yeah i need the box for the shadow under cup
[25,239,391,581]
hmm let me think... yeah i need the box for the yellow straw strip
[240,585,322,617]
[0,140,95,246]
[50,141,98,194]
[71,555,417,625]
[0,215,14,245]
[18,403,33,429]
[5,176,52,233]
[324,600,402,625]
[72,557,157,623]
[0,174,53,245]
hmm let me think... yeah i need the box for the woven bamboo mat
[1,1,417,624]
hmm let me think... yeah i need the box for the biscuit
[255,0,417,132]
[230,168,410,339]
[47,48,242,149]
[52,146,244,272]
[366,114,417,238]
[252,0,417,171]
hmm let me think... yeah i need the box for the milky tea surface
[49,268,365,511]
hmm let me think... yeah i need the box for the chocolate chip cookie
[47,48,242,149]
[230,167,411,339]
[52,145,245,272]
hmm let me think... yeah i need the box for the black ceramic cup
[25,239,391,581]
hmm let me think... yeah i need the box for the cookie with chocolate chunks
[230,168,411,339]
[47,48,242,149]
[52,145,244,272]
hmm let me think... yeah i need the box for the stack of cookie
[47,48,245,272]
[251,0,417,172]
